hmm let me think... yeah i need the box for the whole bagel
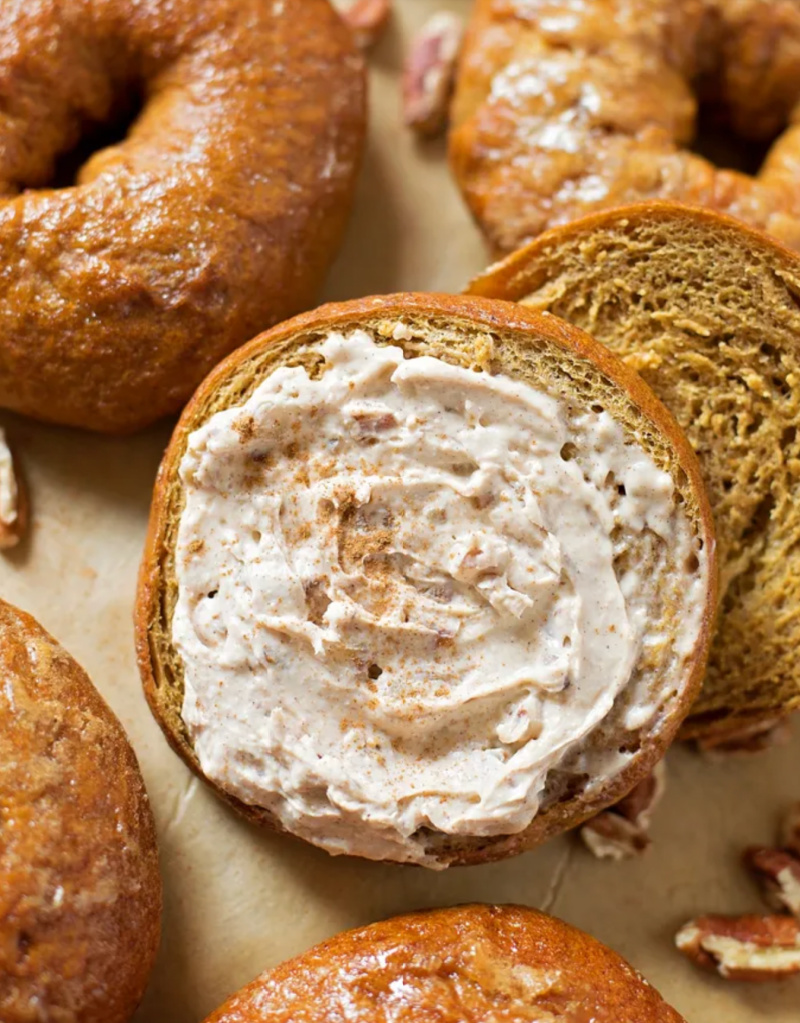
[203,905,685,1022]
[0,600,161,1023]
[450,0,800,254]
[0,0,365,433]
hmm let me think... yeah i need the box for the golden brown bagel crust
[0,600,161,1023]
[450,0,800,255]
[202,904,686,1022]
[0,0,365,433]
[468,200,800,738]
[135,292,716,866]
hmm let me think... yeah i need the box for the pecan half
[745,846,800,917]
[695,715,791,757]
[781,803,800,858]
[580,761,666,860]
[341,0,392,51]
[402,11,464,138]
[676,914,800,981]
[0,429,26,550]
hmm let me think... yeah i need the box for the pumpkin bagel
[450,0,800,255]
[0,600,161,1023]
[137,293,716,867]
[203,905,686,1022]
[0,0,365,433]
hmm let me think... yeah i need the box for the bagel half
[136,293,716,866]
[0,0,365,432]
[469,201,800,740]
[0,600,161,1023]
[202,905,685,1022]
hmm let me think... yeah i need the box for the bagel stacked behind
[469,201,800,738]
[0,600,161,1023]
[137,293,715,867]
[203,905,686,1022]
[0,0,365,432]
[450,0,800,255]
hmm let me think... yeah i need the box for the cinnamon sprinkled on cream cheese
[172,329,707,866]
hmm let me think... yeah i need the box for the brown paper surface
[2,2,798,1020]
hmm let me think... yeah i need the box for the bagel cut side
[203,905,685,1023]
[0,600,161,1023]
[469,201,800,740]
[136,293,715,867]
[450,0,800,255]
[0,0,365,432]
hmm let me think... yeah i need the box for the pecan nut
[402,11,463,138]
[579,761,666,860]
[745,846,800,917]
[0,429,25,550]
[341,0,392,51]
[676,914,800,981]
[695,715,791,756]
[782,802,800,858]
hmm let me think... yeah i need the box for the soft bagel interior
[136,294,715,866]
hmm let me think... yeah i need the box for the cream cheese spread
[173,329,707,866]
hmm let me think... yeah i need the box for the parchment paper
[2,3,798,1020]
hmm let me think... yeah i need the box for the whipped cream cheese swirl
[173,329,703,865]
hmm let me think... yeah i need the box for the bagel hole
[49,88,145,190]
[689,105,775,177]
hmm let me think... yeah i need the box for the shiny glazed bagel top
[203,905,686,1022]
[0,0,365,431]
